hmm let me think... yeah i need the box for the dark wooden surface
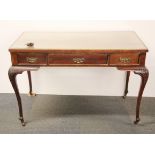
[10,50,146,67]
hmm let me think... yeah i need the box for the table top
[9,31,148,52]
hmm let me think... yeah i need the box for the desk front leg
[8,66,39,126]
[134,67,149,124]
[117,66,149,124]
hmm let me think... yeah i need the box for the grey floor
[0,93,155,134]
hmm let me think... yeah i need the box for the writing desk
[8,31,149,126]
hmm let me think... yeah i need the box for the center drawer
[48,54,107,65]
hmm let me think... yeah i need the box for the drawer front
[48,54,107,65]
[16,53,47,65]
[109,53,139,66]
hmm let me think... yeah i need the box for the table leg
[8,66,39,126]
[134,67,149,124]
[123,71,130,99]
[27,71,36,96]
[117,66,149,124]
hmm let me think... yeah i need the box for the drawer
[109,53,139,66]
[16,53,47,65]
[48,54,107,65]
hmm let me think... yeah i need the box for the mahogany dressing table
[8,32,149,126]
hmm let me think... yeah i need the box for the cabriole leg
[8,67,26,126]
[117,66,149,124]
[8,66,39,126]
[134,67,149,124]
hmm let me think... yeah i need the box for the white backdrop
[0,20,154,97]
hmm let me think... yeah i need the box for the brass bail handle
[73,58,85,64]
[119,57,131,63]
[26,57,38,63]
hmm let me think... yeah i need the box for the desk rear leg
[27,71,36,96]
[123,71,130,99]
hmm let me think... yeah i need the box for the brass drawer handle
[119,57,131,63]
[26,57,38,63]
[73,58,85,64]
